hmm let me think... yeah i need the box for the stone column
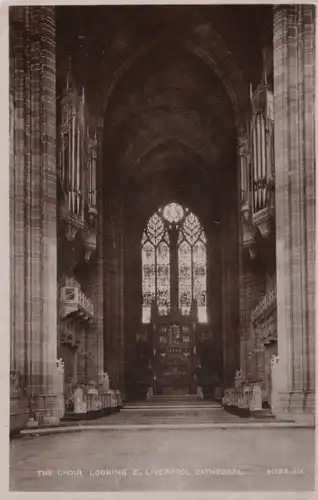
[82,126,104,384]
[10,6,59,424]
[207,224,223,381]
[237,125,266,384]
[220,169,240,385]
[118,204,126,397]
[96,128,105,378]
[103,197,113,382]
[104,193,125,396]
[273,5,315,421]
[124,225,142,400]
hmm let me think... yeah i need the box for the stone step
[122,410,228,418]
[150,395,201,399]
[140,398,215,406]
[59,400,278,429]
[81,406,277,426]
[251,409,276,419]
[66,415,243,424]
[127,400,221,404]
[124,406,223,411]
[80,414,277,426]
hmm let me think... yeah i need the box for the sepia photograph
[8,2,315,493]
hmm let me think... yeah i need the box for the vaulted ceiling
[57,5,273,222]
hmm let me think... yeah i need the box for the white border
[0,2,317,500]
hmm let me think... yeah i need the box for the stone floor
[10,428,314,491]
[10,398,315,491]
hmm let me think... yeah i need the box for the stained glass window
[162,202,184,223]
[178,211,207,322]
[193,240,207,322]
[141,203,207,323]
[142,213,170,322]
[141,241,156,323]
[183,212,202,245]
[178,241,192,315]
[156,238,170,316]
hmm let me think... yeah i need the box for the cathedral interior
[9,5,315,432]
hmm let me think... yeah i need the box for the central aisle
[11,393,314,491]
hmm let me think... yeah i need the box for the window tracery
[141,203,207,323]
[178,211,207,321]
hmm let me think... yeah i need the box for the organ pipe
[253,126,257,211]
[59,74,98,228]
[68,119,72,212]
[250,82,274,216]
[76,120,80,215]
[71,109,76,213]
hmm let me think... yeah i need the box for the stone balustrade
[222,381,263,413]
[77,289,94,316]
[60,286,94,320]
[65,381,123,419]
[251,288,276,324]
[222,388,246,408]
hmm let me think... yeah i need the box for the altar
[150,303,198,395]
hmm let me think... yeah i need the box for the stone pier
[10,6,59,425]
[273,5,315,423]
